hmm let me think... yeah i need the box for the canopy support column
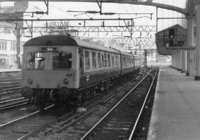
[186,18,194,76]
[195,3,200,80]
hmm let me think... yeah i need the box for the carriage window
[0,58,5,64]
[85,51,90,70]
[123,58,126,67]
[101,54,104,68]
[108,54,111,67]
[129,58,132,67]
[104,53,107,67]
[27,52,46,69]
[79,54,82,69]
[128,58,130,66]
[92,52,97,69]
[112,56,114,68]
[115,56,118,68]
[98,53,101,68]
[53,51,72,69]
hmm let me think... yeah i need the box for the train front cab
[21,43,80,108]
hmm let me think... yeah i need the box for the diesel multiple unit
[21,35,141,109]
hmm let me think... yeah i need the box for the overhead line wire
[49,3,92,26]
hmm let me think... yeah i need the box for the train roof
[120,51,134,57]
[24,35,120,54]
[24,35,78,47]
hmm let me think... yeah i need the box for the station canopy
[1,0,188,10]
[0,0,192,54]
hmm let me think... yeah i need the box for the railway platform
[148,66,200,140]
[0,69,21,72]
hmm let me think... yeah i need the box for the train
[21,35,142,109]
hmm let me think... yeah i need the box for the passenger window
[108,54,111,67]
[98,53,101,68]
[79,54,82,69]
[104,53,107,67]
[112,56,114,68]
[101,54,104,68]
[115,56,118,68]
[53,51,72,69]
[128,58,130,67]
[92,52,97,69]
[27,52,46,69]
[84,51,90,70]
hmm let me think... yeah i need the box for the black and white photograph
[0,0,199,140]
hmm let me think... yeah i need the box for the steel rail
[0,97,24,104]
[17,86,120,140]
[80,69,152,140]
[128,68,158,139]
[0,105,54,128]
[0,99,29,111]
[15,70,145,140]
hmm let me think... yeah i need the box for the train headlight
[63,78,68,85]
[28,79,33,84]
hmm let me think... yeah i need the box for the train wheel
[39,90,46,110]
[82,93,87,103]
[33,90,46,111]
[54,97,61,109]
[75,93,83,107]
[27,91,37,110]
[29,95,35,106]
[89,89,95,97]
[103,82,108,92]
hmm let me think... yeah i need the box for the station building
[0,5,28,69]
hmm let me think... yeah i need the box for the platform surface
[148,66,200,140]
[0,69,21,72]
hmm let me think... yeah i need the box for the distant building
[0,5,28,69]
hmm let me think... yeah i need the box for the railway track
[0,71,21,79]
[79,69,158,140]
[0,71,22,101]
[0,105,55,140]
[18,74,143,140]
[0,97,29,111]
[0,68,156,140]
[0,72,23,110]
[17,88,123,140]
[15,69,152,140]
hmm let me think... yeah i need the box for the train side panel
[120,52,135,75]
[79,48,121,88]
